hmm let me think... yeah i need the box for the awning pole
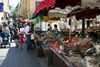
[82,17,85,37]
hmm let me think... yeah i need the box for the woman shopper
[19,31,24,49]
[13,24,19,47]
[9,24,13,42]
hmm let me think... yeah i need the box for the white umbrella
[48,6,80,18]
[81,0,100,9]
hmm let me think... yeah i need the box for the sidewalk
[0,42,49,67]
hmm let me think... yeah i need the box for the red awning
[34,0,81,16]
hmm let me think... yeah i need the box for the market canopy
[29,13,34,20]
[67,7,100,19]
[48,6,80,18]
[34,0,81,17]
[77,8,100,19]
[0,2,4,12]
[81,0,100,9]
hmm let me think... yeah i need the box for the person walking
[29,24,36,49]
[4,23,9,31]
[24,22,31,51]
[13,24,19,47]
[0,25,3,43]
[0,25,3,33]
[9,24,13,42]
[19,31,24,49]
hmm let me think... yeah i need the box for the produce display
[41,29,100,67]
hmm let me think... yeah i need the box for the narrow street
[0,42,48,67]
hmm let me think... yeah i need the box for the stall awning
[67,7,100,19]
[34,0,81,17]
[0,2,4,12]
[29,13,34,20]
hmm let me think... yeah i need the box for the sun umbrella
[67,7,100,19]
[76,8,100,19]
[48,6,80,18]
[34,0,81,17]
[22,20,27,22]
[81,0,100,9]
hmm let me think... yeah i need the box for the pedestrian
[24,23,27,42]
[4,23,9,31]
[51,24,58,35]
[87,19,91,28]
[18,23,21,31]
[35,33,41,49]
[13,24,19,47]
[9,24,13,42]
[0,25,3,33]
[29,24,36,49]
[19,31,24,49]
[24,22,31,51]
[47,24,52,32]
[0,25,3,43]
[3,22,6,28]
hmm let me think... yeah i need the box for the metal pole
[82,17,85,37]
[40,14,42,37]
[45,21,46,32]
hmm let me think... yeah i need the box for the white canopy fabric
[81,0,100,9]
[96,15,100,21]
[48,5,80,18]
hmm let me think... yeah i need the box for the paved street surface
[0,41,49,67]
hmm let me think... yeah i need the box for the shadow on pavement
[0,42,41,67]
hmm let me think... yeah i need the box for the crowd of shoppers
[0,20,58,52]
[11,21,36,51]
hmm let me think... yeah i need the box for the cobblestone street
[0,42,48,67]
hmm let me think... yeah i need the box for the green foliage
[11,8,16,19]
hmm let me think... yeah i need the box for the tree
[11,8,16,19]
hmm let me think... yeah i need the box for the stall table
[50,48,74,67]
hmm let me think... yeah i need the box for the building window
[36,1,40,8]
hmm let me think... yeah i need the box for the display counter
[50,47,74,67]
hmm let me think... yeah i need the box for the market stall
[32,0,100,67]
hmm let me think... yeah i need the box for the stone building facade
[0,0,9,20]
[16,0,41,19]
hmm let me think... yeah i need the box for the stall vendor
[35,33,42,48]
[51,24,58,35]
[47,24,52,32]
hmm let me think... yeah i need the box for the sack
[24,37,27,41]
[31,34,34,40]
[36,48,44,57]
